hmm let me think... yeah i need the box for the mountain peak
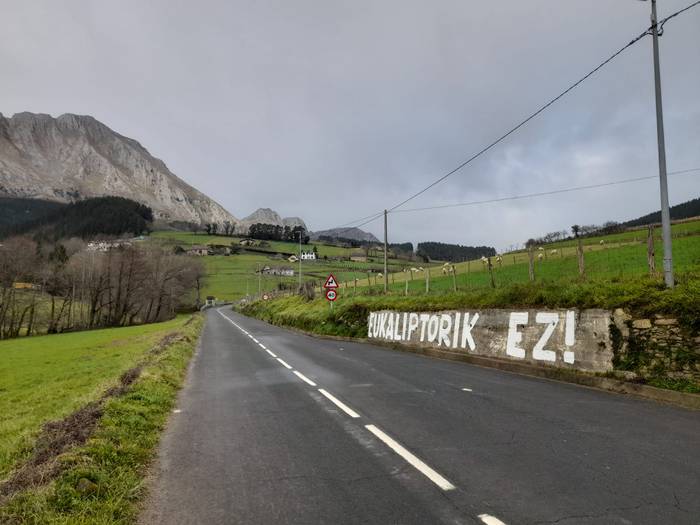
[0,112,237,225]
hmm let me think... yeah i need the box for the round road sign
[325,289,337,302]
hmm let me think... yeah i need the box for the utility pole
[648,0,674,288]
[298,230,303,292]
[383,210,388,293]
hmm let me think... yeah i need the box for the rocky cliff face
[236,208,308,234]
[310,226,379,243]
[0,112,237,225]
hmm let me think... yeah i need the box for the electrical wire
[390,168,700,214]
[321,1,700,231]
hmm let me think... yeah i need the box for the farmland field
[0,315,192,481]
[149,231,415,301]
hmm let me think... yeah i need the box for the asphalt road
[142,308,700,525]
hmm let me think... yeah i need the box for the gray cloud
[1,0,698,251]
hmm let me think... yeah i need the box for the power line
[390,168,700,214]
[323,1,700,231]
[383,1,700,213]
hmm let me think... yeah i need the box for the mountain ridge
[0,112,237,225]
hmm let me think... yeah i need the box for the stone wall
[367,309,613,372]
[612,309,700,383]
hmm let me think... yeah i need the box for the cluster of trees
[625,197,700,228]
[317,235,370,248]
[416,242,496,262]
[247,223,310,243]
[0,197,153,241]
[0,236,204,339]
[203,221,237,236]
[526,221,625,246]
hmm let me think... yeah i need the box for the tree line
[416,242,496,262]
[0,196,153,241]
[0,236,204,339]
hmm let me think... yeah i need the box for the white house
[300,251,316,261]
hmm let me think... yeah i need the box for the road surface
[142,308,700,524]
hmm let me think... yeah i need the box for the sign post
[323,274,339,309]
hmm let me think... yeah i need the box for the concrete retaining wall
[367,308,613,373]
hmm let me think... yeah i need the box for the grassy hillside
[349,220,700,292]
[0,316,191,481]
[0,314,203,522]
[150,231,415,301]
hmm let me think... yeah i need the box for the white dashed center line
[318,389,361,418]
[478,514,507,525]
[217,309,466,495]
[365,424,455,491]
[276,358,293,370]
[293,371,317,387]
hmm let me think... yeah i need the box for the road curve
[142,308,700,525]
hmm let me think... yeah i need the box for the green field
[0,314,203,522]
[0,315,191,481]
[149,231,415,301]
[350,220,700,293]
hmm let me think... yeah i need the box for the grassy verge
[0,314,203,523]
[240,274,700,337]
[238,275,700,393]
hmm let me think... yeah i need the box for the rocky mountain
[237,208,307,234]
[0,112,237,225]
[310,226,379,243]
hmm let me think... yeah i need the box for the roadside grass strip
[0,314,204,523]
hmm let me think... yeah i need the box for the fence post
[425,268,430,293]
[528,246,535,282]
[647,224,656,276]
[405,278,409,296]
[487,257,495,288]
[452,266,457,292]
[577,237,585,277]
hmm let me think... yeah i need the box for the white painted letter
[533,312,557,362]
[438,314,452,347]
[427,315,440,342]
[564,310,575,364]
[407,313,420,339]
[460,313,480,351]
[452,313,461,348]
[368,313,375,337]
[506,312,528,359]
[419,314,430,341]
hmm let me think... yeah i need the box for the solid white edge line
[318,389,360,419]
[293,370,317,387]
[364,424,455,491]
[276,358,293,369]
[258,342,266,349]
[478,514,507,525]
[265,348,277,358]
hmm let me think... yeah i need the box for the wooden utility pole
[647,224,656,275]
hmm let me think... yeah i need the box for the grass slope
[0,314,202,523]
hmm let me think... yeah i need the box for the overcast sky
[1,1,698,250]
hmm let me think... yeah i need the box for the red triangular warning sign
[323,274,339,289]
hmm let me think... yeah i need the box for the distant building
[205,295,216,307]
[350,252,367,262]
[187,245,209,256]
[86,239,132,252]
[262,266,294,277]
[300,251,316,261]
